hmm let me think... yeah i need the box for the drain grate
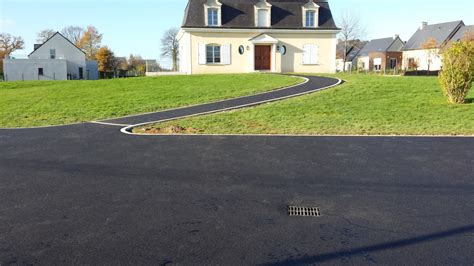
[288,206,321,217]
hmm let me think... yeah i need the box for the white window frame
[50,49,56,59]
[254,0,272,28]
[206,44,221,64]
[204,0,222,27]
[305,10,316,27]
[302,0,319,28]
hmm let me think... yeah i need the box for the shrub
[439,40,474,104]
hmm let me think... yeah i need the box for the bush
[439,41,474,104]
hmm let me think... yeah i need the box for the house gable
[403,20,465,51]
[29,32,85,58]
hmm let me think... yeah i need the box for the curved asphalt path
[98,75,340,129]
[0,75,473,265]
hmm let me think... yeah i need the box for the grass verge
[135,74,474,136]
[0,74,302,128]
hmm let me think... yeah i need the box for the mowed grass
[0,74,302,128]
[136,74,474,135]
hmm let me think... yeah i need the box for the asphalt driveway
[0,76,473,265]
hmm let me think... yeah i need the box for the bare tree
[421,38,438,73]
[0,33,25,59]
[61,26,84,45]
[338,10,366,70]
[161,28,179,71]
[36,29,56,43]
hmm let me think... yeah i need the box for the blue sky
[1,0,473,67]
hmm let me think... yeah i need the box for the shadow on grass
[264,224,474,265]
[464,98,473,104]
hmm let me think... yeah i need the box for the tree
[95,46,115,77]
[128,54,146,76]
[0,33,25,59]
[77,26,103,60]
[161,28,179,71]
[61,26,84,45]
[338,10,366,70]
[420,38,439,73]
[36,29,56,43]
[439,40,474,104]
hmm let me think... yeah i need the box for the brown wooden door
[255,46,271,70]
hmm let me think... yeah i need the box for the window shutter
[313,45,319,64]
[302,44,310,65]
[221,44,231,65]
[198,44,206,65]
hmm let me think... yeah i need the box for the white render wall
[402,49,443,71]
[3,59,67,81]
[29,34,87,79]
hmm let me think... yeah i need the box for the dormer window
[254,0,272,28]
[204,0,222,27]
[305,11,316,27]
[208,8,218,26]
[302,0,319,28]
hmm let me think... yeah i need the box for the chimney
[34,44,41,50]
[420,22,428,30]
[394,34,399,39]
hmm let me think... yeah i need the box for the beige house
[178,0,340,75]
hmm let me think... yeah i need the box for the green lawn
[135,74,474,136]
[0,74,302,128]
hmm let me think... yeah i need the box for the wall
[368,51,403,71]
[3,59,67,81]
[30,34,86,79]
[86,60,99,80]
[402,49,442,71]
[182,31,337,74]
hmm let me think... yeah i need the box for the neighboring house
[178,0,340,75]
[356,35,404,72]
[3,32,98,81]
[335,42,363,72]
[450,25,474,43]
[402,21,465,71]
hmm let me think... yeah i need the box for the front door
[255,45,271,71]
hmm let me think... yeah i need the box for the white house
[3,32,98,81]
[178,0,340,75]
[402,21,465,71]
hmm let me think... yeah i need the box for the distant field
[136,74,474,136]
[0,74,302,128]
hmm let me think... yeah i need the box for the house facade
[3,32,98,81]
[356,36,404,72]
[178,0,340,75]
[402,21,465,71]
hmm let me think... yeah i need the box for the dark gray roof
[403,21,464,50]
[346,46,361,61]
[451,25,474,42]
[182,0,338,30]
[358,37,403,56]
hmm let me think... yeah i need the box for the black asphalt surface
[0,76,473,265]
[102,75,339,126]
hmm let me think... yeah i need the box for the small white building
[3,32,98,81]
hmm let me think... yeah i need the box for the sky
[1,0,473,68]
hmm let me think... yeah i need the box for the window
[302,44,318,65]
[239,45,245,55]
[38,68,44,75]
[257,9,269,27]
[373,58,382,71]
[50,49,56,59]
[206,45,221,63]
[208,8,218,26]
[305,11,315,27]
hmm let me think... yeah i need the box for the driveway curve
[94,75,341,132]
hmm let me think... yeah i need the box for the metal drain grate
[288,206,321,217]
